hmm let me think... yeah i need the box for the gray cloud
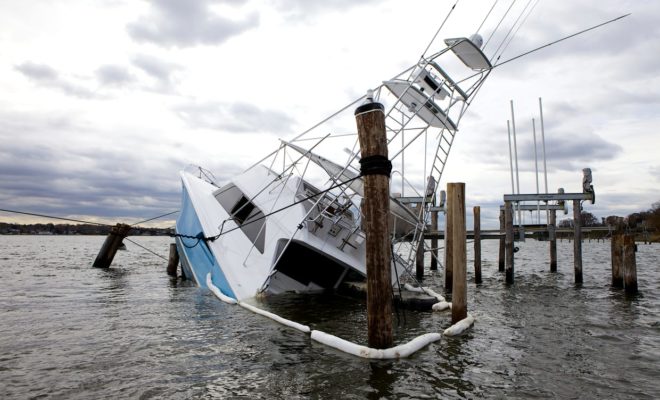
[15,61,96,98]
[127,0,258,47]
[270,0,378,20]
[176,101,295,134]
[96,65,135,86]
[131,54,182,90]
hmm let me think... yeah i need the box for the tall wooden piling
[504,201,515,284]
[355,100,392,349]
[167,243,179,277]
[416,239,424,280]
[498,209,505,272]
[449,183,467,324]
[430,210,438,270]
[623,234,638,294]
[473,206,482,284]
[445,185,455,293]
[549,209,557,272]
[611,233,624,288]
[93,223,132,268]
[573,200,583,284]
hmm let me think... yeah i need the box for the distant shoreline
[0,222,173,236]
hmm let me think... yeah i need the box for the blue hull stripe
[176,183,236,299]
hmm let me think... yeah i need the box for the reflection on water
[0,236,658,399]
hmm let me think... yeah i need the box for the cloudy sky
[0,0,658,228]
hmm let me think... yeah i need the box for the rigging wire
[476,0,499,35]
[420,0,460,58]
[483,0,517,51]
[490,0,535,62]
[493,13,630,69]
[495,0,541,63]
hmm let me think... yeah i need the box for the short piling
[549,209,557,272]
[623,234,638,294]
[611,233,624,288]
[445,184,455,293]
[355,99,393,349]
[473,206,482,284]
[93,223,132,268]
[416,239,424,280]
[430,210,438,270]
[167,243,179,277]
[449,183,467,324]
[573,200,583,285]
[498,209,505,272]
[504,201,514,284]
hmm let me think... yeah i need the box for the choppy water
[0,235,658,399]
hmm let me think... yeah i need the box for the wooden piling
[504,201,514,284]
[445,184,455,293]
[498,209,505,272]
[549,209,557,272]
[611,233,624,288]
[449,183,467,324]
[167,243,179,277]
[93,223,132,268]
[355,100,392,349]
[623,234,638,294]
[416,239,424,280]
[473,206,482,284]
[430,210,438,270]
[573,200,583,285]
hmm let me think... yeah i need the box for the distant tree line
[558,201,659,241]
[0,222,174,236]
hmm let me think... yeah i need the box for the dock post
[573,200,583,285]
[623,234,638,294]
[355,99,392,349]
[498,209,505,272]
[93,223,132,268]
[167,243,179,277]
[473,206,482,284]
[444,184,455,293]
[504,201,514,284]
[449,183,467,324]
[416,239,424,280]
[549,209,557,272]
[611,232,624,288]
[430,209,438,270]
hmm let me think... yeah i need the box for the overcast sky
[0,0,658,228]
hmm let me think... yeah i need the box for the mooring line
[131,210,179,226]
[123,237,169,261]
[0,208,111,226]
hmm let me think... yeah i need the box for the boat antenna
[493,13,631,68]
[420,0,460,58]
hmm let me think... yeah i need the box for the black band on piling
[354,102,384,115]
[359,155,392,177]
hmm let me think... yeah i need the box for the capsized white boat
[175,32,493,301]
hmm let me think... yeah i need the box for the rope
[123,237,169,261]
[132,210,179,226]
[0,208,111,226]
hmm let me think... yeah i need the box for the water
[1,236,658,399]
